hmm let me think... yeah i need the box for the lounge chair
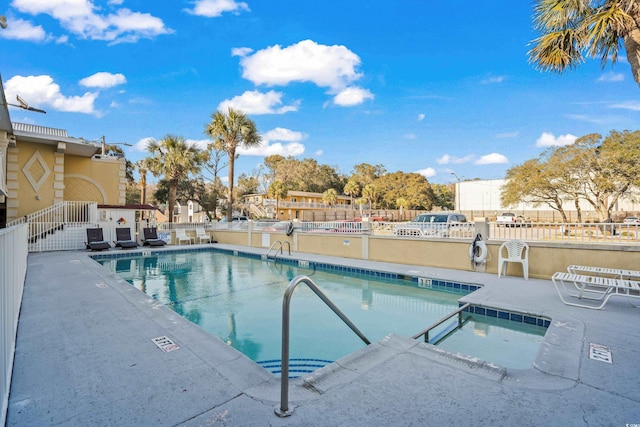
[567,265,640,280]
[85,228,111,251]
[143,227,166,247]
[114,227,139,249]
[175,228,194,245]
[552,272,640,310]
[194,228,212,244]
[498,240,529,280]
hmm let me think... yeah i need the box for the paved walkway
[7,244,640,426]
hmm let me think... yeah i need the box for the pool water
[96,250,547,371]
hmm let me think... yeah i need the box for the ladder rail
[275,275,370,418]
[411,303,471,343]
[266,240,291,263]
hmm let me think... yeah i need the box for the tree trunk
[227,151,235,222]
[169,179,177,223]
[624,14,640,87]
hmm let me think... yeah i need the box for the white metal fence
[1,224,28,425]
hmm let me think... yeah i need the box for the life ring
[286,222,294,236]
[469,240,488,263]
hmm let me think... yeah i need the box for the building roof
[12,122,100,157]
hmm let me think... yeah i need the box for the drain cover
[152,336,180,352]
[589,343,612,363]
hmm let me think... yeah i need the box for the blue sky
[2,0,639,185]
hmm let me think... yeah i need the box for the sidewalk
[7,245,640,426]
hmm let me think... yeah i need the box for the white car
[623,216,640,224]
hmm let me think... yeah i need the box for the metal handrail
[411,303,471,343]
[266,240,290,263]
[275,275,371,418]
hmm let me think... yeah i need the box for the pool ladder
[275,275,371,418]
[266,240,290,264]
[411,303,471,344]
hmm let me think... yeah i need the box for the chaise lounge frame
[552,271,640,310]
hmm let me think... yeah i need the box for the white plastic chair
[498,240,529,280]
[194,228,211,244]
[175,228,194,245]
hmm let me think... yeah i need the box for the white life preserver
[469,240,488,263]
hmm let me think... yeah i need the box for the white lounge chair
[498,240,529,280]
[175,228,194,245]
[195,228,211,244]
[567,265,640,280]
[552,272,640,310]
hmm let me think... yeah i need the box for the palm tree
[205,107,261,221]
[529,0,640,87]
[322,188,338,210]
[135,159,149,206]
[145,135,205,223]
[343,180,360,210]
[268,180,288,219]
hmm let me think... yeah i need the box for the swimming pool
[94,249,548,373]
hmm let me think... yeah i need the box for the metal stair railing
[411,303,471,344]
[266,240,290,263]
[274,275,371,418]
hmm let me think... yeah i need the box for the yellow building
[243,190,353,221]
[0,81,125,227]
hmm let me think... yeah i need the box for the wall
[6,140,125,222]
[211,228,640,280]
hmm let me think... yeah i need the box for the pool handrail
[411,303,471,343]
[266,240,290,264]
[275,275,371,418]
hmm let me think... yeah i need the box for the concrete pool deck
[6,244,640,426]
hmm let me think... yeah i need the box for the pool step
[257,358,334,378]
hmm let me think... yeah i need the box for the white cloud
[481,75,506,84]
[333,86,374,106]
[5,74,98,114]
[315,149,323,156]
[217,90,299,114]
[236,39,373,106]
[133,136,155,152]
[597,72,624,82]
[476,153,508,165]
[610,100,640,111]
[404,133,417,139]
[238,127,306,156]
[416,167,436,178]
[79,72,127,88]
[11,0,172,44]
[417,113,425,122]
[436,154,474,165]
[0,17,48,41]
[535,132,577,147]
[185,0,250,17]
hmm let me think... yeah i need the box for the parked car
[496,212,531,227]
[393,212,468,237]
[623,216,640,224]
[218,216,248,222]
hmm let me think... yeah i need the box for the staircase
[257,358,334,378]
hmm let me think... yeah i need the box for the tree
[501,130,640,222]
[529,0,640,87]
[322,188,339,210]
[145,135,205,223]
[343,180,360,210]
[362,184,378,210]
[501,158,572,222]
[396,197,408,217]
[268,180,288,218]
[205,107,261,221]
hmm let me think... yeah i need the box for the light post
[450,172,461,211]
[101,135,131,156]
